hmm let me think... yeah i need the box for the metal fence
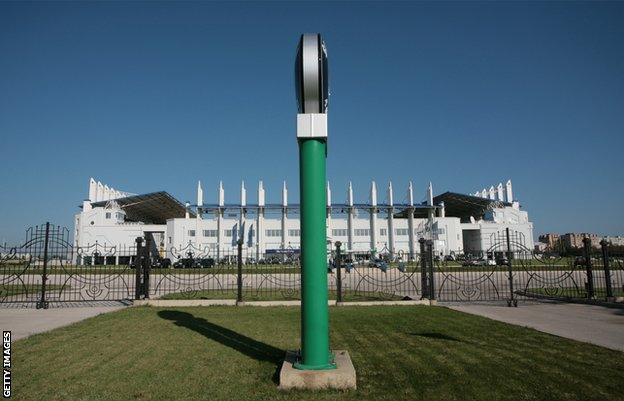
[432,229,624,305]
[0,223,137,307]
[1,223,622,307]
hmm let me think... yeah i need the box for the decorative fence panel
[2,223,622,307]
[0,223,136,307]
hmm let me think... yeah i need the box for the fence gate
[0,223,136,307]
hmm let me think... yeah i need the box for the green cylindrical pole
[295,138,335,370]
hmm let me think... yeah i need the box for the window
[116,212,124,220]
[380,228,387,236]
[332,229,348,237]
[188,230,196,237]
[395,228,409,236]
[266,229,282,237]
[168,237,172,244]
[203,230,218,237]
[224,230,233,237]
[105,212,111,219]
[288,229,300,237]
[354,229,370,237]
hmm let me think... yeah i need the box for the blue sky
[1,1,623,243]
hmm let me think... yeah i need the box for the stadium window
[203,230,218,237]
[380,228,387,236]
[224,230,233,237]
[105,212,111,219]
[288,229,300,237]
[354,229,370,236]
[395,228,408,236]
[188,230,196,237]
[332,229,347,237]
[266,229,282,237]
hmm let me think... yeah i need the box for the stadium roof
[91,191,193,224]
[394,192,511,220]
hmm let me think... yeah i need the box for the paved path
[0,302,128,341]
[447,301,624,351]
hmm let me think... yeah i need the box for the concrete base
[279,350,356,390]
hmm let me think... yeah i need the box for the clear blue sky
[1,1,623,244]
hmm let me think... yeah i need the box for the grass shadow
[409,332,462,342]
[158,310,285,367]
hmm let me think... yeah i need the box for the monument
[279,33,356,390]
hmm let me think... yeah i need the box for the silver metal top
[295,33,328,114]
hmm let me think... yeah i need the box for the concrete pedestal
[278,350,356,390]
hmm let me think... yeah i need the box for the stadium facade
[74,178,534,263]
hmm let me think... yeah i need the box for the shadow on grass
[158,310,285,365]
[409,332,461,342]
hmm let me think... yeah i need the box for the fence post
[335,241,343,303]
[143,235,152,299]
[600,240,613,299]
[419,238,428,299]
[37,222,50,309]
[237,238,243,303]
[582,237,595,299]
[134,237,143,300]
[426,240,435,301]
[505,228,516,307]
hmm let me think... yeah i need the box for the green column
[294,138,335,370]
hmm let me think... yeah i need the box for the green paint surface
[297,138,333,369]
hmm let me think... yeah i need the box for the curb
[132,299,436,307]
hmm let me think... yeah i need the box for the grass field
[1,284,66,297]
[159,289,405,302]
[4,262,622,275]
[13,306,623,401]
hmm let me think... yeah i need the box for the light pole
[293,33,335,370]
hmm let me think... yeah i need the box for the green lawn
[0,284,66,297]
[159,289,406,302]
[13,306,623,401]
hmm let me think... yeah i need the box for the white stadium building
[74,178,534,263]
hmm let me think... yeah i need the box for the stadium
[74,177,534,264]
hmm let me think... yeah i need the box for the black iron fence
[0,223,137,307]
[1,223,622,307]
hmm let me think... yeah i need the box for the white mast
[387,181,395,259]
[506,179,513,203]
[256,181,265,262]
[196,181,203,220]
[369,181,378,255]
[239,181,246,245]
[347,182,354,252]
[281,181,288,254]
[497,182,504,201]
[216,181,224,261]
[488,185,496,200]
[407,181,415,260]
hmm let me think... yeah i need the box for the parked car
[444,255,456,261]
[197,258,215,268]
[495,256,509,266]
[173,258,198,269]
[462,259,489,267]
[152,258,171,268]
